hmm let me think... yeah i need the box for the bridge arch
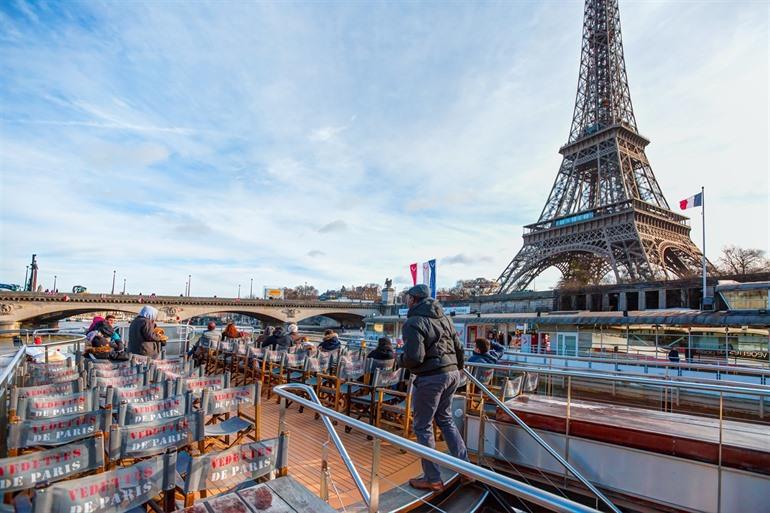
[180,308,285,325]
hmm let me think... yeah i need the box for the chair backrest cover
[203,384,259,415]
[338,355,366,380]
[108,412,204,460]
[503,375,524,401]
[11,381,82,411]
[18,389,99,420]
[121,394,189,425]
[181,437,281,493]
[369,358,395,373]
[32,452,176,513]
[7,410,112,449]
[114,383,166,405]
[472,367,495,385]
[93,373,147,391]
[182,374,226,397]
[523,372,539,393]
[372,368,405,389]
[284,353,306,368]
[0,436,104,493]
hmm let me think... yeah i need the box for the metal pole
[369,438,381,513]
[250,278,253,299]
[718,391,723,513]
[188,275,191,297]
[320,442,330,502]
[238,284,241,299]
[122,278,126,294]
[53,275,57,292]
[701,186,707,306]
[24,266,29,291]
[111,270,116,294]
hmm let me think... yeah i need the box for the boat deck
[258,396,439,510]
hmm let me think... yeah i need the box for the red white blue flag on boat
[679,192,703,210]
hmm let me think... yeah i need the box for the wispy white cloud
[442,254,493,266]
[317,220,348,234]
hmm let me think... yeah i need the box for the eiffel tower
[494,0,705,294]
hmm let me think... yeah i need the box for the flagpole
[701,186,707,307]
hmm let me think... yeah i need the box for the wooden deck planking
[258,395,437,510]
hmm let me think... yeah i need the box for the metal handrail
[273,383,601,513]
[278,384,370,505]
[466,362,770,397]
[0,346,27,390]
[493,350,770,376]
[464,369,621,513]
[480,355,770,391]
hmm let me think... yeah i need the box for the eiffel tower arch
[494,0,708,294]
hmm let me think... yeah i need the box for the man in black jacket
[399,284,468,491]
[261,326,292,351]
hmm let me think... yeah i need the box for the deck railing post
[279,396,287,436]
[369,438,381,513]
[320,442,330,502]
[478,396,486,464]
[565,375,571,486]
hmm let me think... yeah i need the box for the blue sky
[0,0,767,297]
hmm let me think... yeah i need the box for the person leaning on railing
[398,284,470,492]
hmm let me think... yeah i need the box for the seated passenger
[189,322,219,362]
[318,329,341,352]
[467,337,504,365]
[287,324,307,349]
[261,326,292,351]
[367,336,395,360]
[94,314,124,352]
[222,322,244,340]
[668,347,681,363]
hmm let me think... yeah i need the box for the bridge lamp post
[238,284,241,299]
[111,270,116,295]
[24,266,29,291]
[122,278,126,295]
[53,275,57,292]
[250,278,253,299]
[188,274,191,297]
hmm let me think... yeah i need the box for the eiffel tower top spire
[569,0,637,143]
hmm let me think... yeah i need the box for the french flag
[679,192,703,210]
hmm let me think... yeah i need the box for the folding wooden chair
[346,366,404,434]
[375,374,416,439]
[107,411,204,469]
[316,353,366,413]
[176,436,282,508]
[200,383,262,452]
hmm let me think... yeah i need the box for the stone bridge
[0,292,384,329]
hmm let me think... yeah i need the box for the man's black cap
[406,284,430,299]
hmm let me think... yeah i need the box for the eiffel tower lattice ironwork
[494,0,706,294]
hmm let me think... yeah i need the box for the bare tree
[284,284,319,300]
[717,246,770,275]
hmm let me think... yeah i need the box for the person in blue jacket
[467,337,504,365]
[318,329,341,352]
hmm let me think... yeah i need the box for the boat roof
[367,309,770,328]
